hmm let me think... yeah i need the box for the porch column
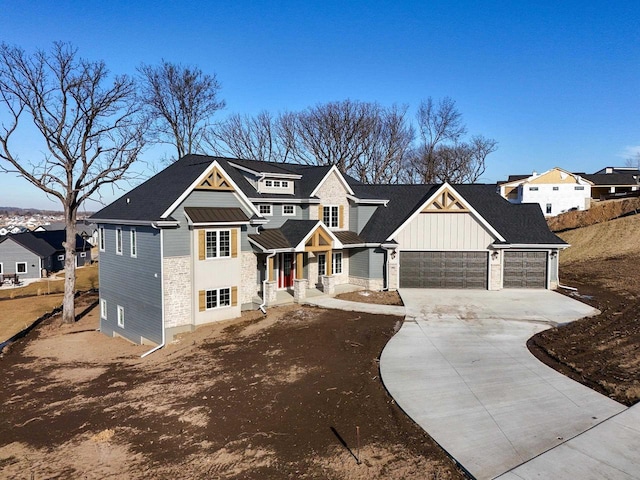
[268,256,275,282]
[321,248,335,295]
[325,249,332,276]
[296,252,304,279]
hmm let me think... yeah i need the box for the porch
[264,283,365,307]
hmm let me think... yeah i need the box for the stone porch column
[294,278,308,302]
[264,281,277,305]
[321,275,335,295]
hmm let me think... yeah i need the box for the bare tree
[0,42,146,323]
[625,151,640,170]
[407,97,497,183]
[214,111,291,162]
[139,60,224,160]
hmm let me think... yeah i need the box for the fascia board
[386,183,506,243]
[161,160,261,219]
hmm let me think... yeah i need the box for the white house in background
[498,167,593,216]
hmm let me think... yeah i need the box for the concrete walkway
[380,289,634,480]
[303,295,406,316]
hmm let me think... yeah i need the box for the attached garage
[400,251,488,289]
[503,251,547,288]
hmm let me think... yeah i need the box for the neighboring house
[91,155,567,346]
[0,230,92,279]
[0,225,26,236]
[498,168,593,216]
[35,221,98,256]
[580,167,640,200]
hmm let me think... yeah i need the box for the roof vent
[126,198,130,204]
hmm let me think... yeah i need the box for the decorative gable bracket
[195,166,235,191]
[422,187,468,212]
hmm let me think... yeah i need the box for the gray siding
[99,224,163,344]
[255,203,309,229]
[350,205,378,234]
[0,239,45,279]
[349,248,370,278]
[164,190,252,257]
[370,248,385,279]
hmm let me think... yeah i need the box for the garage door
[400,251,488,289]
[503,251,547,288]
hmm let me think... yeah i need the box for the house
[580,167,640,200]
[0,225,26,236]
[0,230,92,279]
[498,168,593,216]
[36,221,99,247]
[91,155,567,346]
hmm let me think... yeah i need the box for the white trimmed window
[332,252,343,274]
[529,186,539,191]
[116,227,123,255]
[265,180,273,187]
[546,203,552,214]
[552,186,559,191]
[318,254,326,276]
[130,228,137,257]
[259,204,272,216]
[117,305,124,327]
[100,298,107,319]
[206,230,230,259]
[282,205,295,216]
[80,252,87,258]
[99,227,105,251]
[206,287,231,310]
[57,254,64,261]
[0,263,3,274]
[323,206,339,228]
[575,186,585,190]
[16,262,27,274]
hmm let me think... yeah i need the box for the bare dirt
[334,290,403,306]
[0,298,464,479]
[528,257,640,406]
[547,196,640,232]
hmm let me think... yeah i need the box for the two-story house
[92,155,567,347]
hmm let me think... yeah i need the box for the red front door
[278,253,295,289]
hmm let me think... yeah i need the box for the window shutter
[199,290,205,311]
[318,205,323,221]
[231,286,238,306]
[339,205,344,228]
[231,229,238,258]
[198,230,205,260]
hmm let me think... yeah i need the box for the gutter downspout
[142,225,165,357]
[259,251,276,314]
[381,245,395,291]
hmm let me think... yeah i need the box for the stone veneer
[489,250,502,290]
[311,170,350,229]
[163,256,192,328]
[349,276,385,291]
[241,252,258,304]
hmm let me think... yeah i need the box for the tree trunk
[62,208,78,324]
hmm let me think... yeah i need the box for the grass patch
[0,264,98,300]
[0,294,64,343]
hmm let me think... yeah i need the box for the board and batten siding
[99,224,163,345]
[394,212,495,250]
[163,190,253,258]
[0,239,45,279]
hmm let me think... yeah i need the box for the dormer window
[265,180,273,187]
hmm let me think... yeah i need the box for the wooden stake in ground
[356,425,361,465]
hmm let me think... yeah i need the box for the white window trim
[16,262,27,274]
[116,227,123,255]
[100,298,107,319]
[282,205,296,216]
[205,229,231,259]
[259,204,273,216]
[323,205,339,229]
[130,228,137,258]
[80,252,87,258]
[332,252,343,275]
[205,287,232,310]
[117,305,124,328]
[0,262,3,275]
[57,254,65,261]
[99,226,105,252]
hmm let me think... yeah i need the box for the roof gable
[310,166,355,197]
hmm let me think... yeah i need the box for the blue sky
[1,0,639,210]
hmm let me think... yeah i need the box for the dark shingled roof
[248,220,328,251]
[355,184,566,246]
[3,230,91,257]
[184,207,250,224]
[582,173,640,186]
[248,229,291,250]
[91,155,258,222]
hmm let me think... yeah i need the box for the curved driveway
[380,289,630,479]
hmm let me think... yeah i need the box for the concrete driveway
[380,289,629,480]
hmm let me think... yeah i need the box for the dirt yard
[334,290,403,306]
[0,298,464,479]
[528,218,640,406]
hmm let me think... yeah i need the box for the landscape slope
[529,213,640,405]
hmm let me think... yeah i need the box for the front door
[278,253,295,289]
